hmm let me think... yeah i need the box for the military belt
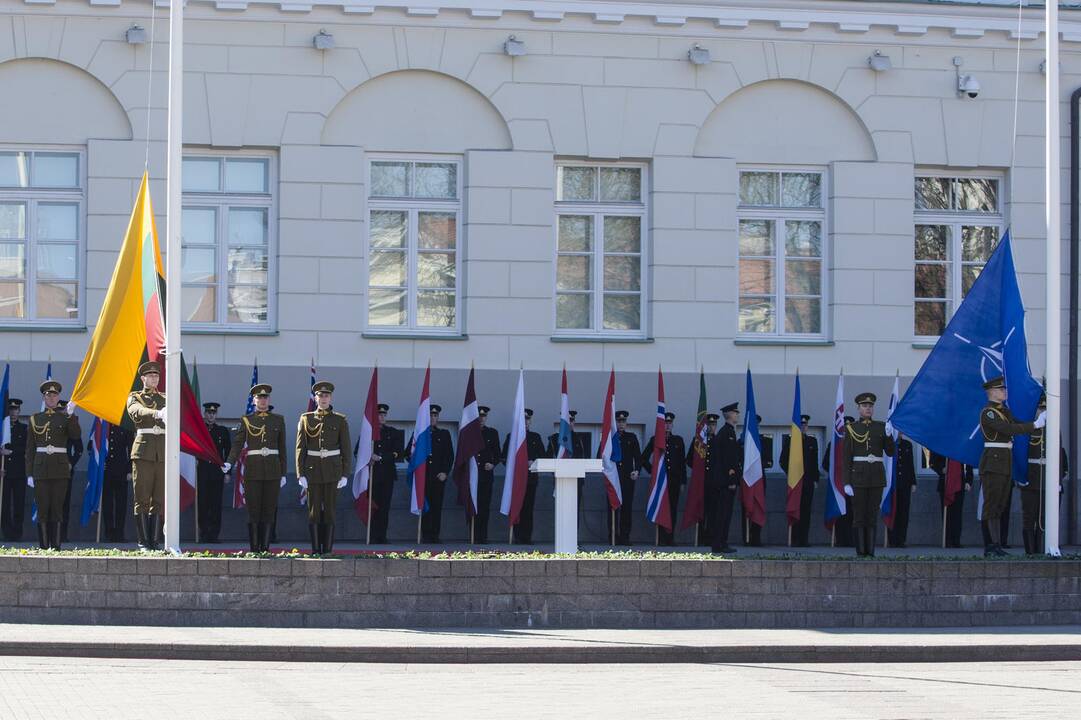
[35,445,66,455]
[1028,459,1046,465]
[137,427,165,436]
[853,455,882,463]
[249,447,278,456]
[308,449,340,458]
[984,441,1012,449]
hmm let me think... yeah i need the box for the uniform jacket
[478,425,503,479]
[67,434,83,473]
[615,430,642,481]
[546,430,591,460]
[503,430,546,484]
[127,390,165,461]
[841,418,894,489]
[929,451,973,493]
[104,423,134,478]
[230,412,288,480]
[372,424,404,484]
[642,433,688,486]
[295,408,352,484]
[199,423,232,480]
[425,426,454,478]
[686,430,715,481]
[714,423,741,489]
[760,434,774,471]
[978,402,1035,477]
[895,438,917,491]
[780,433,821,484]
[25,409,81,479]
[1025,428,1069,489]
[3,419,27,477]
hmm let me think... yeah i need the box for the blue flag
[891,231,1041,475]
[80,418,107,526]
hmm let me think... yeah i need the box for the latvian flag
[453,367,483,517]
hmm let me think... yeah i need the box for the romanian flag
[785,372,805,526]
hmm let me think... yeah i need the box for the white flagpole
[1045,0,1062,557]
[164,0,185,554]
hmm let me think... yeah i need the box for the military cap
[203,402,221,411]
[39,380,61,395]
[615,410,629,420]
[269,405,275,411]
[430,403,442,414]
[312,381,335,394]
[855,392,877,405]
[377,403,390,413]
[7,398,22,409]
[250,384,272,397]
[524,408,534,418]
[664,411,676,421]
[568,410,578,419]
[800,414,811,423]
[982,376,1006,390]
[843,415,855,424]
[138,361,160,376]
[755,414,762,423]
[706,413,720,423]
[478,405,490,416]
[721,402,739,414]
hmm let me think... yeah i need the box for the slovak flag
[352,367,380,522]
[407,364,433,516]
[741,368,766,527]
[500,369,529,525]
[597,368,623,510]
[556,366,572,459]
[645,369,671,531]
[881,373,901,528]
[825,372,848,528]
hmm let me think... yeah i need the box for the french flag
[500,369,529,525]
[825,372,848,528]
[881,373,901,528]
[453,367,483,517]
[597,368,623,510]
[741,368,766,527]
[556,366,572,459]
[353,367,380,522]
[645,369,671,531]
[407,365,433,516]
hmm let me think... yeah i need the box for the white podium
[533,458,602,554]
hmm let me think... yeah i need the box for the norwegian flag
[597,368,623,510]
[825,372,848,528]
[233,360,258,509]
[300,358,316,506]
[407,365,433,516]
[644,369,672,531]
[499,369,529,525]
[453,367,483,517]
[352,368,379,522]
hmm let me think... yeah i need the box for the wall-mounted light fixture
[126,25,148,45]
[313,29,335,51]
[688,44,711,65]
[868,50,891,73]
[504,35,526,57]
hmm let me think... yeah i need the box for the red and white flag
[453,367,483,517]
[352,367,380,522]
[597,368,623,510]
[499,369,528,525]
[645,369,672,531]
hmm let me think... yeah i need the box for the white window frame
[913,171,1006,341]
[364,153,463,336]
[553,160,649,339]
[0,146,86,328]
[736,165,829,340]
[181,151,278,333]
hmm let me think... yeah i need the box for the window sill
[362,332,468,341]
[0,324,86,332]
[912,340,937,349]
[184,327,279,336]
[551,335,653,344]
[734,337,833,347]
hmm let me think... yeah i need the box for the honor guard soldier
[642,411,687,546]
[412,404,453,544]
[26,381,80,550]
[610,411,642,545]
[127,361,166,551]
[296,381,352,555]
[197,402,231,543]
[56,400,83,543]
[546,410,591,520]
[841,392,895,557]
[687,413,720,544]
[474,406,503,544]
[368,403,403,544]
[503,408,546,544]
[886,434,918,548]
[979,376,1043,556]
[821,417,856,548]
[1,398,28,541]
[102,422,134,543]
[711,402,742,554]
[781,414,820,547]
[1021,395,1066,555]
[226,385,287,552]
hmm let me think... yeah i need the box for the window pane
[915,177,950,210]
[739,259,774,295]
[227,286,268,324]
[417,251,456,289]
[33,153,78,188]
[0,204,25,239]
[557,255,590,291]
[739,172,778,206]
[599,167,641,202]
[369,287,407,326]
[739,297,775,333]
[418,212,456,249]
[371,162,410,197]
[36,244,77,280]
[228,207,268,247]
[36,204,78,241]
[414,163,457,199]
[914,264,948,299]
[961,225,999,262]
[962,265,985,296]
[558,166,595,202]
[915,225,948,261]
[36,282,77,319]
[0,243,25,279]
[224,158,268,193]
[956,178,997,212]
[182,286,216,322]
[182,247,216,284]
[558,216,592,252]
[0,152,29,187]
[739,220,773,256]
[785,221,821,258]
[785,298,821,334]
[183,158,221,192]
[368,250,406,287]
[370,210,406,248]
[603,294,640,331]
[227,247,268,286]
[781,173,821,208]
[556,293,590,329]
[183,207,217,245]
[604,255,640,291]
[784,259,820,296]
[0,281,24,318]
[914,301,947,336]
[603,216,640,253]
[417,290,456,327]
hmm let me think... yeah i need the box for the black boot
[321,524,334,555]
[316,522,327,554]
[1022,529,1037,555]
[148,515,160,551]
[50,522,62,551]
[247,524,258,553]
[258,523,272,553]
[308,524,320,555]
[865,527,875,557]
[36,523,48,550]
[135,515,149,551]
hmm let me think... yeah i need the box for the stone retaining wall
[1,556,1078,629]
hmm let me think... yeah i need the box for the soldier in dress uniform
[226,384,288,552]
[711,402,742,554]
[412,404,453,544]
[197,402,231,543]
[841,392,895,557]
[546,410,591,520]
[886,434,918,548]
[687,413,719,545]
[781,414,820,547]
[503,408,547,544]
[26,381,81,550]
[55,400,83,543]
[978,375,1042,557]
[611,410,641,545]
[742,414,773,547]
[930,451,973,548]
[369,403,403,544]
[474,405,502,544]
[127,362,166,551]
[1,398,28,541]
[1020,395,1066,555]
[296,381,352,555]
[101,422,133,543]
[641,411,687,546]
[821,416,855,547]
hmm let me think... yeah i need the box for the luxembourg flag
[740,368,766,527]
[881,373,901,528]
[407,364,433,516]
[644,368,671,531]
[597,368,623,510]
[825,371,848,528]
[556,366,573,459]
[353,367,380,522]
[499,369,529,524]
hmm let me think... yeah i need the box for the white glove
[337,476,347,489]
[298,476,308,489]
[884,421,894,437]
[27,476,34,488]
[280,476,287,488]
[843,484,854,497]
[221,462,232,473]
[65,401,77,416]
[1034,411,1047,429]
[154,408,166,421]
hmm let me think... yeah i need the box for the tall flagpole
[1045,0,1062,557]
[164,0,185,553]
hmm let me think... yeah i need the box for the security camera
[958,74,980,99]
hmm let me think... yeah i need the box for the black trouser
[710,485,737,551]
[101,472,128,542]
[851,486,883,530]
[657,478,683,545]
[833,511,854,547]
[887,482,914,547]
[1000,486,1014,546]
[616,475,635,544]
[939,488,965,546]
[700,481,719,546]
[512,479,538,544]
[421,476,445,543]
[794,480,815,546]
[196,472,224,541]
[61,472,74,541]
[370,474,394,543]
[1,473,27,541]
[473,473,494,543]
